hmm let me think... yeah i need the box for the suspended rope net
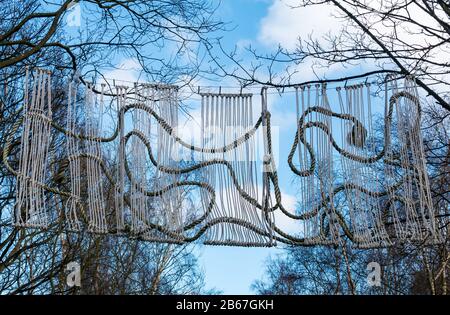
[4,68,444,248]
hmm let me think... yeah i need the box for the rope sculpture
[293,84,340,246]
[15,68,52,228]
[337,83,390,247]
[119,83,186,242]
[5,69,444,248]
[198,92,274,246]
[384,77,438,244]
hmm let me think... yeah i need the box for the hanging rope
[6,70,443,247]
[65,81,82,231]
[15,68,52,229]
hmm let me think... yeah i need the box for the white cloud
[258,0,340,50]
[102,58,142,86]
[272,191,303,235]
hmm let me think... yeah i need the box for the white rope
[65,81,82,231]
[115,86,126,232]
[84,83,107,233]
[11,71,443,248]
[197,91,273,246]
[15,69,52,228]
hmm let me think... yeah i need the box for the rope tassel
[15,68,52,229]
